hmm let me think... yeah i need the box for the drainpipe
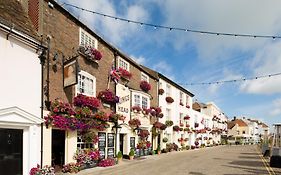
[38,49,46,168]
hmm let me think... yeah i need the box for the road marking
[256,148,276,175]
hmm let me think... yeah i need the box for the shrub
[117,151,122,159]
[129,149,135,156]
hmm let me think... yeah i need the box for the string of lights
[178,72,281,86]
[63,3,281,39]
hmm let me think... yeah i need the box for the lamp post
[112,122,122,157]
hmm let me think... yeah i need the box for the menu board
[130,137,135,148]
[107,133,115,147]
[98,132,106,148]
[99,147,105,159]
[107,148,114,158]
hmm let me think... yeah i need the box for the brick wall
[126,63,158,107]
[28,0,39,31]
[41,1,115,104]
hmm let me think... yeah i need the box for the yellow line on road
[256,148,276,175]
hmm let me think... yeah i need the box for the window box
[78,45,102,62]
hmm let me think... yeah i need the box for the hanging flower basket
[128,118,141,128]
[158,88,164,95]
[186,124,190,127]
[165,120,174,127]
[194,123,199,128]
[154,121,166,130]
[173,125,180,132]
[78,45,103,61]
[138,130,150,140]
[180,123,184,127]
[97,89,119,105]
[109,113,126,123]
[179,101,184,106]
[165,96,174,103]
[186,105,190,108]
[140,81,151,92]
[118,68,132,80]
[184,115,190,120]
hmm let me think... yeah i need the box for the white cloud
[61,0,149,44]
[240,41,281,94]
[152,60,175,80]
[131,55,147,65]
[270,98,281,116]
[152,0,281,61]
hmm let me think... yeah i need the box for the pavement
[77,145,281,175]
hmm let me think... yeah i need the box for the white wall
[0,31,42,175]
[0,32,41,117]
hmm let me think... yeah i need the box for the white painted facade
[0,28,42,175]
[158,78,194,149]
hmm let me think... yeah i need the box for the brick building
[22,0,159,169]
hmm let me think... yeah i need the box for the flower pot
[117,157,122,164]
[129,156,134,160]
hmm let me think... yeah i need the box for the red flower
[173,125,180,132]
[138,130,150,140]
[118,68,132,80]
[132,106,142,113]
[73,94,100,110]
[184,115,190,120]
[140,80,151,92]
[128,118,141,128]
[154,121,166,130]
[98,90,119,104]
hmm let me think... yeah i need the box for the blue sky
[60,0,281,128]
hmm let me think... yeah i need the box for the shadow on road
[238,156,259,159]
[223,164,269,174]
[189,172,206,175]
[239,152,258,155]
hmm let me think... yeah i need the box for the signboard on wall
[63,60,78,88]
[98,132,106,148]
[130,137,135,148]
[116,84,130,120]
[107,133,115,148]
[99,148,105,159]
[107,148,114,158]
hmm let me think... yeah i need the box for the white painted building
[0,21,44,174]
[158,74,195,149]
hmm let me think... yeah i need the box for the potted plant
[116,151,122,163]
[129,149,135,160]
[157,145,161,155]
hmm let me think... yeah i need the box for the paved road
[80,145,280,175]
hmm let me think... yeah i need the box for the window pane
[142,97,148,109]
[134,95,140,107]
